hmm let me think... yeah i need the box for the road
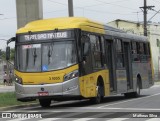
[0,85,14,93]
[1,84,160,121]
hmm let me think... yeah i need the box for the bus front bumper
[15,77,81,101]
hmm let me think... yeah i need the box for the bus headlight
[15,76,23,85]
[64,70,79,81]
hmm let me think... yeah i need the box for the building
[108,19,160,80]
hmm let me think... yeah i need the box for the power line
[79,0,132,8]
[84,8,142,16]
[45,0,144,19]
[94,0,137,11]
[153,0,160,4]
[47,0,137,11]
[47,0,67,6]
[44,9,67,14]
[0,17,16,20]
[43,7,143,18]
[0,35,12,38]
[44,7,143,16]
[148,9,160,22]
[44,8,139,15]
[47,0,74,17]
[108,0,134,4]
[132,12,140,22]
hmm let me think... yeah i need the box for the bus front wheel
[39,99,51,107]
[90,81,103,104]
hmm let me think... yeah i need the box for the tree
[10,48,15,61]
[0,48,15,61]
[0,50,6,61]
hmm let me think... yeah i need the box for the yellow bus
[6,17,154,107]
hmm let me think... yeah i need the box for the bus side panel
[116,70,127,93]
[132,62,153,91]
[79,70,110,98]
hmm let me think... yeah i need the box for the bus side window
[116,39,124,68]
[100,36,105,67]
[139,43,144,54]
[90,35,103,68]
[131,42,139,62]
[139,43,145,61]
[143,43,149,61]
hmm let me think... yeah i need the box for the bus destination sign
[21,32,68,41]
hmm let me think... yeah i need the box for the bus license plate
[38,92,49,96]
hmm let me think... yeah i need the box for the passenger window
[90,35,103,68]
[139,43,144,54]
[131,42,139,62]
[131,42,137,54]
[137,42,148,62]
[116,39,124,68]
[144,43,151,61]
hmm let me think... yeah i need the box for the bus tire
[39,99,51,107]
[90,81,103,104]
[132,78,141,97]
[124,78,141,98]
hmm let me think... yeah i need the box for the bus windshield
[16,41,77,72]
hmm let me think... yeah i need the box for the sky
[0,0,160,50]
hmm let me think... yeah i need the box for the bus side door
[105,38,117,92]
[115,39,127,93]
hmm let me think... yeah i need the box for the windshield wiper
[32,48,37,65]
[48,44,53,64]
[25,49,29,69]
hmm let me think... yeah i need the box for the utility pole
[140,0,154,36]
[68,0,74,17]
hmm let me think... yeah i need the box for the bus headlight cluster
[15,75,23,85]
[64,70,79,81]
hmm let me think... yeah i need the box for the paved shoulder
[0,85,15,93]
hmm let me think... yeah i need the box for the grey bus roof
[104,24,148,42]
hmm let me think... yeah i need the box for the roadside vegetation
[0,92,37,107]
[0,48,15,61]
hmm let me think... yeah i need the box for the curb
[0,103,39,111]
[154,81,160,85]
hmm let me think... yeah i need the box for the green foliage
[0,48,15,61]
[10,48,15,61]
[0,50,6,61]
[0,92,37,107]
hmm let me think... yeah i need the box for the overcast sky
[0,0,160,50]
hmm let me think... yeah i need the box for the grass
[0,92,37,107]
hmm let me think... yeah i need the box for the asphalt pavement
[0,84,15,93]
[1,82,160,120]
[1,84,160,120]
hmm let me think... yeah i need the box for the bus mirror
[7,37,16,45]
[6,46,10,60]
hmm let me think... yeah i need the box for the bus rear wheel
[39,99,51,107]
[124,78,141,98]
[132,78,141,97]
